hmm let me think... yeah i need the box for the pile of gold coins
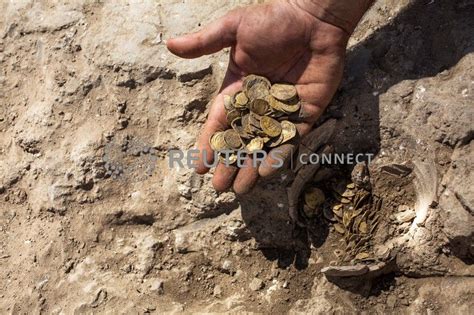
[302,180,382,264]
[209,75,299,164]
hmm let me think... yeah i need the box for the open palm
[167,0,349,194]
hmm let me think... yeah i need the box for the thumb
[167,10,241,59]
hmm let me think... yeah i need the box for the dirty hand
[167,0,371,194]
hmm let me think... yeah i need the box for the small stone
[213,285,222,297]
[118,117,129,129]
[282,281,289,289]
[63,113,73,121]
[220,260,234,275]
[117,102,127,113]
[249,278,264,291]
[386,295,396,309]
[149,279,164,295]
[401,298,409,306]
[321,265,369,277]
[90,289,107,308]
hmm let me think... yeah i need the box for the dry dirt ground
[0,0,473,314]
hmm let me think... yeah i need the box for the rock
[21,5,84,34]
[173,57,213,83]
[249,278,264,291]
[351,162,371,189]
[149,279,164,295]
[63,113,73,121]
[386,295,397,309]
[439,143,474,259]
[90,289,107,308]
[394,205,416,223]
[321,265,369,277]
[213,285,222,297]
[220,260,234,275]
[380,163,413,177]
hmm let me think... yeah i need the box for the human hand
[167,0,364,194]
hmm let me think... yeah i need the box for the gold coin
[341,197,351,204]
[267,95,300,113]
[342,189,355,198]
[226,110,241,126]
[266,132,284,148]
[247,83,270,101]
[231,117,251,139]
[249,99,269,115]
[304,187,325,209]
[218,152,238,165]
[279,100,301,113]
[266,95,283,112]
[241,114,251,133]
[223,95,235,112]
[280,120,296,143]
[248,112,262,127]
[342,210,352,227]
[234,91,249,108]
[334,223,345,234]
[270,83,297,102]
[352,216,362,233]
[223,129,242,149]
[243,75,271,92]
[260,116,282,137]
[346,183,355,189]
[246,137,264,153]
[209,131,227,151]
[354,252,370,260]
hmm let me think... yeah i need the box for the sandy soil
[0,0,473,313]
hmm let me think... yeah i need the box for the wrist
[289,0,375,35]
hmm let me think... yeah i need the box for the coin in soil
[246,137,264,153]
[332,204,343,218]
[334,223,346,234]
[270,83,297,102]
[209,131,227,151]
[304,187,326,209]
[223,129,242,149]
[260,116,282,137]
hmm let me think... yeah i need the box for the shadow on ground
[238,0,474,269]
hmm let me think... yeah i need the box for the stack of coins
[209,75,300,164]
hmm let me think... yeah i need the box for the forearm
[290,0,376,34]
